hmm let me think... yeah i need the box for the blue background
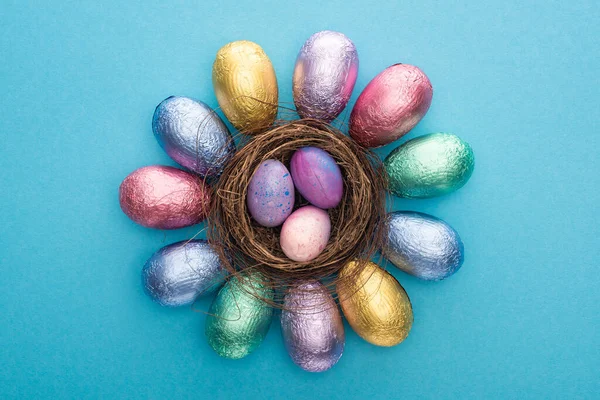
[1,1,598,399]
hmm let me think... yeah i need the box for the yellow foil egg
[337,261,413,346]
[212,41,278,132]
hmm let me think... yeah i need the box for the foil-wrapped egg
[290,147,343,209]
[281,281,344,372]
[293,31,358,122]
[350,64,433,148]
[382,211,464,281]
[384,133,475,198]
[213,41,278,132]
[205,272,274,359]
[280,206,331,262]
[141,240,228,307]
[152,96,235,178]
[337,261,413,347]
[119,165,210,229]
[247,159,295,227]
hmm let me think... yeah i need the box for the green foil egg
[205,272,274,359]
[384,133,474,198]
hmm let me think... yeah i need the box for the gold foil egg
[337,261,413,347]
[212,41,278,132]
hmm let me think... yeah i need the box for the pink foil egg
[280,206,331,262]
[119,165,210,229]
[247,159,295,227]
[349,64,433,148]
[290,147,343,209]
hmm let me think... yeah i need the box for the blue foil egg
[142,240,228,307]
[381,211,464,281]
[281,281,344,372]
[152,96,236,178]
[247,159,295,227]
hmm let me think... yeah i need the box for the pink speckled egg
[290,147,343,209]
[247,159,295,227]
[119,165,210,229]
[350,64,433,148]
[280,206,331,262]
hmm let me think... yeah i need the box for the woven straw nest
[207,118,386,304]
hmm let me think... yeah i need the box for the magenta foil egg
[293,31,358,122]
[290,147,343,209]
[350,64,433,148]
[281,281,345,372]
[119,165,210,229]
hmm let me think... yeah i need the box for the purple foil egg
[293,31,359,122]
[247,159,295,227]
[350,64,433,148]
[290,147,343,209]
[281,281,345,372]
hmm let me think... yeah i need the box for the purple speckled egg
[350,64,433,148]
[290,147,343,209]
[247,159,295,227]
[280,206,331,262]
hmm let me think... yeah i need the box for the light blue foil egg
[152,96,235,178]
[381,211,464,281]
[142,240,228,307]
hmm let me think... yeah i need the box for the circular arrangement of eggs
[119,30,475,373]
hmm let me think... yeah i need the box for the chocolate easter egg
[205,272,274,359]
[350,64,432,148]
[152,96,235,178]
[290,147,343,209]
[119,165,210,229]
[293,31,358,121]
[281,281,344,372]
[141,240,228,307]
[213,41,278,132]
[280,206,331,262]
[247,159,295,227]
[337,261,413,347]
[382,211,464,281]
[384,133,475,198]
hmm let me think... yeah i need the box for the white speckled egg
[280,206,331,262]
[247,160,295,227]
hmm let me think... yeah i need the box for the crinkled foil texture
[350,64,432,148]
[382,211,464,281]
[384,133,475,198]
[293,31,358,122]
[152,96,235,178]
[118,165,210,229]
[142,240,228,306]
[337,261,413,347]
[205,272,274,359]
[281,281,344,372]
[212,41,278,132]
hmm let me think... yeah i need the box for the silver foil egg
[142,240,228,307]
[293,31,359,122]
[381,211,464,281]
[152,96,235,178]
[281,281,344,372]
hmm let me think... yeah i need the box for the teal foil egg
[384,133,474,198]
[205,272,274,359]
